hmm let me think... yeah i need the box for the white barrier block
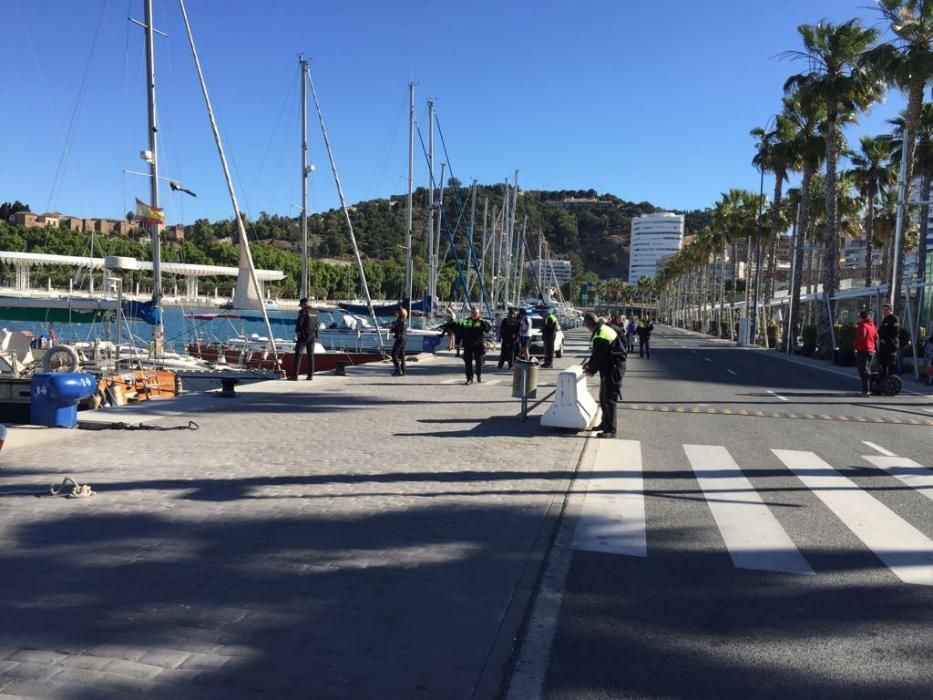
[541,364,599,430]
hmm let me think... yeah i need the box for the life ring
[41,345,80,373]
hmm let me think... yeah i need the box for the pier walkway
[0,348,587,699]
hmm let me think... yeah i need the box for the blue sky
[0,0,909,225]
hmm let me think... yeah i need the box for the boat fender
[41,345,80,373]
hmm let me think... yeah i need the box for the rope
[79,420,200,432]
[49,477,94,498]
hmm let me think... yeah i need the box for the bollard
[541,365,599,430]
[30,372,97,428]
[335,360,349,376]
[218,377,239,398]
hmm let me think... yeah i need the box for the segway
[868,357,903,396]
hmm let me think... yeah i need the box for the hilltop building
[629,212,684,281]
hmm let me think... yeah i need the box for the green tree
[847,135,896,287]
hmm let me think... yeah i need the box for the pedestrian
[540,307,559,368]
[922,334,933,384]
[636,315,654,358]
[293,297,317,380]
[390,307,407,376]
[853,309,878,396]
[498,309,520,369]
[877,303,899,379]
[582,312,627,439]
[518,309,533,361]
[460,307,491,384]
[626,318,637,353]
[445,306,458,352]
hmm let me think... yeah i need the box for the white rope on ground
[49,477,94,498]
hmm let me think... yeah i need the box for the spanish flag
[135,198,165,225]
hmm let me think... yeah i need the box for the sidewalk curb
[502,437,598,700]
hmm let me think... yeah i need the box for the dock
[0,345,588,699]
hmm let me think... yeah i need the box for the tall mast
[300,55,310,300]
[502,180,511,311]
[510,170,520,306]
[405,82,414,317]
[436,162,447,300]
[143,0,163,357]
[467,180,477,298]
[426,99,435,319]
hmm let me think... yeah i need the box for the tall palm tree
[848,135,896,287]
[785,19,883,357]
[865,0,933,306]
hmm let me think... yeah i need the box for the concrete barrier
[541,364,599,431]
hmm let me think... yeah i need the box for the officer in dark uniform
[293,297,317,380]
[877,303,900,379]
[498,309,520,369]
[541,308,559,368]
[582,312,627,438]
[389,307,408,376]
[459,307,491,384]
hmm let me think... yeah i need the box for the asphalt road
[535,325,933,700]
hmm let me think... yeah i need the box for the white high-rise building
[628,212,685,281]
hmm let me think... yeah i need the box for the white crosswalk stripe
[772,449,933,587]
[684,445,813,575]
[862,455,933,503]
[571,440,933,586]
[573,440,646,557]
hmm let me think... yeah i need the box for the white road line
[767,390,789,402]
[863,455,933,504]
[573,439,646,557]
[684,445,813,575]
[862,441,897,457]
[726,369,737,376]
[773,449,933,586]
[704,357,712,363]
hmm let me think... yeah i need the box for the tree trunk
[893,78,925,308]
[863,186,876,288]
[817,116,840,358]
[789,165,813,348]
[765,174,784,305]
[913,171,930,342]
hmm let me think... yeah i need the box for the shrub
[801,325,818,354]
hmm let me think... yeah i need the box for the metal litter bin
[512,359,538,399]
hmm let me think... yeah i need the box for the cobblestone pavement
[0,350,585,699]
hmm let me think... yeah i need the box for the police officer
[541,308,559,368]
[293,297,317,380]
[389,307,408,376]
[459,307,491,384]
[582,312,627,438]
[636,315,654,359]
[498,309,520,369]
[877,303,900,379]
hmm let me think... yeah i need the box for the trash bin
[512,359,538,399]
[30,372,96,428]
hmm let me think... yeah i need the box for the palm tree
[785,19,883,357]
[848,135,896,287]
[865,0,933,306]
[782,88,827,347]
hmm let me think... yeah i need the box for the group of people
[855,303,933,394]
[606,313,654,358]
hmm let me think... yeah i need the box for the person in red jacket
[853,309,878,396]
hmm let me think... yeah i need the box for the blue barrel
[30,372,96,428]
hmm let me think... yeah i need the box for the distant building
[529,258,571,285]
[628,212,684,281]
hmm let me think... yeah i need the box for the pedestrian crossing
[573,440,933,586]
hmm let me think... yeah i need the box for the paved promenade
[0,350,585,699]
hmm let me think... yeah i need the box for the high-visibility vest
[590,323,618,348]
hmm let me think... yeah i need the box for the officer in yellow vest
[459,307,492,384]
[541,308,559,368]
[582,312,627,438]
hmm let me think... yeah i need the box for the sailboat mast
[144,0,163,356]
[405,82,414,317]
[300,55,309,301]
[426,99,435,320]
[467,180,476,299]
[502,180,511,311]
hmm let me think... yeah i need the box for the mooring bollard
[335,360,349,376]
[218,377,239,398]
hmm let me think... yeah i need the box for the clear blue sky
[0,0,908,226]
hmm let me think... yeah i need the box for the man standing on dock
[390,307,408,376]
[460,307,491,384]
[582,312,627,438]
[293,297,317,381]
[498,309,519,370]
